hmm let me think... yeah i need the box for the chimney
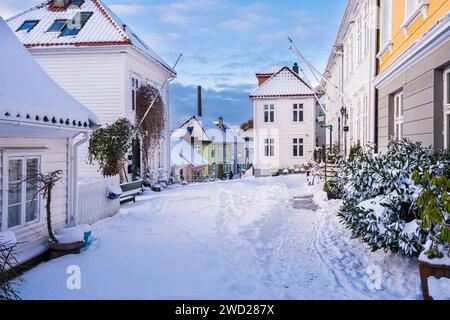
[197,85,202,117]
[218,117,224,129]
[293,63,299,74]
[256,74,271,86]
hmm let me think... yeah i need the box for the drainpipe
[70,132,90,227]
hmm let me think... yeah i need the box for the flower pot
[418,259,450,300]
[48,240,84,260]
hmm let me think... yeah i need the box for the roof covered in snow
[171,139,208,168]
[178,116,245,144]
[250,66,315,99]
[0,17,100,134]
[6,0,174,74]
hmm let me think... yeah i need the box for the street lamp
[340,106,348,156]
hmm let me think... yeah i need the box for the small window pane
[47,19,67,32]
[9,159,22,181]
[26,200,38,223]
[16,20,39,32]
[446,73,450,104]
[60,12,93,37]
[8,183,21,205]
[293,145,298,157]
[8,205,21,228]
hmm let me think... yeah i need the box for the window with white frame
[211,146,216,158]
[357,99,361,142]
[394,92,404,140]
[405,0,420,19]
[444,68,450,150]
[364,2,370,55]
[363,95,369,144]
[264,104,275,123]
[3,155,40,230]
[264,138,274,157]
[293,138,304,157]
[349,34,354,74]
[357,16,363,63]
[293,103,304,122]
[380,0,393,51]
[131,77,139,111]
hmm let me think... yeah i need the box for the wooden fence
[76,176,120,225]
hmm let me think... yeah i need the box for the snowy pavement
[15,176,422,300]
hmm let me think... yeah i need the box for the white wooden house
[6,0,176,181]
[0,17,100,264]
[250,66,317,177]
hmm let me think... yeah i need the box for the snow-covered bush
[413,171,450,259]
[332,139,449,257]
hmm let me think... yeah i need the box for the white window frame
[264,138,275,157]
[131,76,140,111]
[401,0,430,36]
[363,95,369,144]
[444,68,450,150]
[364,2,370,55]
[264,104,275,123]
[292,138,304,157]
[293,103,304,123]
[377,0,393,59]
[394,92,404,140]
[1,150,43,232]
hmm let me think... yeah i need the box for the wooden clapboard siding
[0,138,69,262]
[29,47,126,178]
[126,48,172,174]
[253,96,317,175]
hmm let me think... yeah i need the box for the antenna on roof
[138,53,183,128]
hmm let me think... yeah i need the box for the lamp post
[340,106,347,156]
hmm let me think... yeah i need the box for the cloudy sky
[0,0,347,129]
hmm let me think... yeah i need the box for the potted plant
[413,171,450,300]
[28,170,84,259]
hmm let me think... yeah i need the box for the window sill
[376,41,393,60]
[401,1,430,36]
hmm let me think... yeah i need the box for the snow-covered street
[15,176,422,300]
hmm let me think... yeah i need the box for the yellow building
[374,0,450,151]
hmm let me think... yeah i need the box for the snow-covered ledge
[401,0,430,36]
[376,41,393,61]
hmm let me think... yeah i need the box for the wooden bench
[120,180,143,204]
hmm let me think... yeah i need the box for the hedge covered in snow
[331,139,449,257]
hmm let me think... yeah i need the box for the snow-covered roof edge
[0,17,101,131]
[250,66,316,98]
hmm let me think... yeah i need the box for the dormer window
[47,19,68,32]
[60,12,93,37]
[16,20,39,33]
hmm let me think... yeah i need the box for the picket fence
[76,176,120,225]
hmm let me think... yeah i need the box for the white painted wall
[29,46,172,180]
[0,138,69,263]
[253,97,316,176]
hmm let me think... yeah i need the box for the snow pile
[107,184,122,200]
[428,277,450,300]
[0,231,17,246]
[55,227,84,244]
